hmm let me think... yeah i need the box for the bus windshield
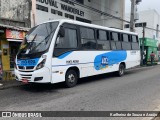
[20,22,59,54]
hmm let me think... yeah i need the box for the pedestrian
[143,51,146,65]
[150,51,155,65]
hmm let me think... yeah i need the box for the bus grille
[20,74,32,81]
[18,66,35,70]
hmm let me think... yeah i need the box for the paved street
[1,66,160,120]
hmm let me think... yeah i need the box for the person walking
[150,51,155,65]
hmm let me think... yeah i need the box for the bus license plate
[22,79,29,84]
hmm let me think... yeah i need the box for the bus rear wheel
[117,64,125,77]
[65,70,78,88]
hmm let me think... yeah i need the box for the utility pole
[130,0,136,32]
[141,26,145,66]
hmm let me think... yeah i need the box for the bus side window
[54,27,78,56]
[80,27,96,49]
[111,32,119,41]
[97,30,110,50]
[55,28,78,48]
[111,42,117,50]
[131,35,139,50]
[110,32,121,50]
[132,35,138,42]
[122,34,132,50]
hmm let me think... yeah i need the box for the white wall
[31,0,125,29]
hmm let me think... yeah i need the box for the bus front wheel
[117,64,125,77]
[65,70,78,88]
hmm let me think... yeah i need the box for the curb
[151,105,160,120]
[0,65,158,90]
[142,105,160,120]
[0,80,23,90]
[127,64,158,72]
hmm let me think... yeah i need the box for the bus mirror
[59,27,65,37]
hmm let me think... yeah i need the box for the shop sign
[6,29,25,40]
[140,38,158,47]
[37,0,85,17]
[144,38,158,47]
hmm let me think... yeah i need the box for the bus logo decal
[94,51,127,71]
[101,56,108,65]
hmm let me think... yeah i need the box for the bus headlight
[36,59,46,70]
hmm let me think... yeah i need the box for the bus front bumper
[14,67,51,83]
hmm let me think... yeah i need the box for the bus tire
[65,70,78,88]
[117,64,125,77]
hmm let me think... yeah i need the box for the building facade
[125,10,160,41]
[0,0,30,74]
[0,26,28,72]
[125,10,160,64]
[31,0,125,29]
[0,0,125,74]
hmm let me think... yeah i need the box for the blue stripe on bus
[58,52,73,59]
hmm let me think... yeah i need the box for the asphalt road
[1,66,160,120]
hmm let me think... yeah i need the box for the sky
[125,0,160,14]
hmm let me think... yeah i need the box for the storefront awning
[7,39,23,42]
[0,24,29,31]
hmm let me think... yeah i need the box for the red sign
[6,29,25,40]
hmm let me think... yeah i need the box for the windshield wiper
[30,30,55,53]
[18,35,37,54]
[28,34,38,50]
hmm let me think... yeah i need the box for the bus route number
[19,60,36,66]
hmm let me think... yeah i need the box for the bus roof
[40,19,138,35]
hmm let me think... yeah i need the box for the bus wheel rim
[120,66,124,75]
[68,74,75,83]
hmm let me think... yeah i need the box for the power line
[145,26,160,32]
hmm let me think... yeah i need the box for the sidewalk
[0,80,23,90]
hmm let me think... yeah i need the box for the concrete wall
[0,0,125,29]
[0,0,31,27]
[92,0,125,29]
